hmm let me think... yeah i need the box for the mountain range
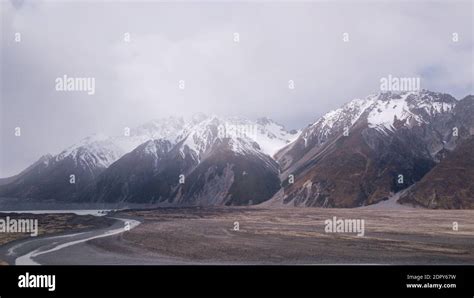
[1,90,472,209]
[0,114,297,206]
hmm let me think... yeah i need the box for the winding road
[0,217,141,265]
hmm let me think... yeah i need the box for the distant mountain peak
[306,90,458,137]
[175,114,298,159]
[367,90,456,131]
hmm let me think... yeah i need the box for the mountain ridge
[1,91,472,209]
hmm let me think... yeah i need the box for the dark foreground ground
[87,207,474,265]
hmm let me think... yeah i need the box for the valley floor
[0,207,473,265]
[92,207,474,265]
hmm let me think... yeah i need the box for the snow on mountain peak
[49,113,301,174]
[54,117,186,169]
[57,133,113,159]
[140,139,172,160]
[252,118,300,157]
[305,90,457,137]
[303,95,376,142]
[368,92,419,130]
[319,96,375,130]
[55,134,124,169]
[178,116,221,159]
[176,114,298,160]
[367,90,456,131]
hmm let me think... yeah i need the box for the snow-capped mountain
[54,134,126,171]
[271,90,473,208]
[221,116,300,157]
[0,114,292,203]
[366,91,455,131]
[84,115,281,205]
[175,115,299,160]
[277,90,458,172]
[311,90,456,136]
[55,117,187,169]
[0,117,186,201]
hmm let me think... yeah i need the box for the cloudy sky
[1,0,473,177]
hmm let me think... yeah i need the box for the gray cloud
[1,0,472,177]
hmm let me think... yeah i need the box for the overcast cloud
[1,0,473,177]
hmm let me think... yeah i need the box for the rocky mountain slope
[271,91,473,208]
[398,136,474,209]
[83,116,281,205]
[398,95,474,209]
